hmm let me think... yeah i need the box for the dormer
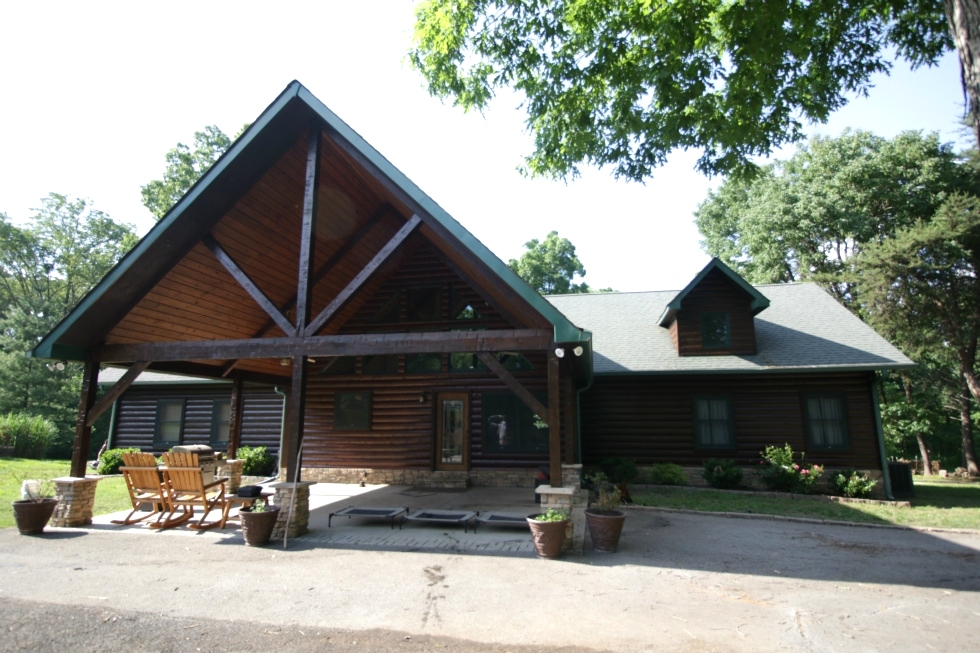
[657,258,769,356]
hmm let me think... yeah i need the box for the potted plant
[584,472,627,552]
[599,457,638,503]
[526,507,569,559]
[12,478,58,535]
[239,498,280,546]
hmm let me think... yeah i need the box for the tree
[0,194,137,456]
[141,125,243,220]
[857,194,980,476]
[410,0,957,180]
[694,130,975,306]
[509,230,608,294]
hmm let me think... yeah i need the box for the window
[804,395,849,449]
[450,352,487,373]
[335,392,371,430]
[482,392,549,453]
[406,353,442,373]
[363,354,399,374]
[320,356,357,375]
[210,400,231,448]
[154,400,184,446]
[694,396,734,449]
[406,286,441,322]
[701,312,731,349]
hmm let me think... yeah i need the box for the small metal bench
[473,512,530,533]
[404,509,478,532]
[328,506,409,529]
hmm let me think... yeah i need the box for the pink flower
[801,469,809,475]
[793,464,800,470]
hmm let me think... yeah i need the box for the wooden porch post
[227,377,245,459]
[547,349,562,487]
[281,125,321,482]
[70,360,100,478]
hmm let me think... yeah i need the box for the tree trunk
[903,375,933,475]
[957,380,980,476]
[944,0,980,148]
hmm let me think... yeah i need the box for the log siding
[580,372,882,470]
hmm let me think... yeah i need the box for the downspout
[106,395,120,450]
[574,333,595,465]
[871,374,894,500]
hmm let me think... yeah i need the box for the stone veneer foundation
[300,467,540,489]
[270,481,312,540]
[534,464,587,554]
[51,477,100,527]
[660,466,888,499]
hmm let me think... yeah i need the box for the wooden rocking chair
[112,451,168,526]
[158,451,227,530]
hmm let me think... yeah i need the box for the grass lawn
[1,458,130,529]
[633,477,980,530]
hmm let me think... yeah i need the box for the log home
[33,82,912,501]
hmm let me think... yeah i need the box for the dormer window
[701,313,731,349]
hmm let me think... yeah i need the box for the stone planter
[12,498,59,535]
[585,508,627,553]
[240,506,280,546]
[526,514,567,559]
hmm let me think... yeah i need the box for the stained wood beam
[547,350,562,488]
[70,360,100,477]
[85,361,151,427]
[203,234,296,336]
[296,128,322,334]
[304,215,421,337]
[218,204,397,377]
[227,377,244,459]
[476,352,549,425]
[283,357,307,483]
[98,329,552,362]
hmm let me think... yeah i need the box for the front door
[435,392,468,471]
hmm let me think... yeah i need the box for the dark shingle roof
[547,283,914,375]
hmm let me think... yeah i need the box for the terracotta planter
[526,514,567,559]
[12,498,58,535]
[240,506,280,546]
[585,508,627,553]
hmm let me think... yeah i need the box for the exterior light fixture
[554,347,565,358]
[279,358,291,366]
[572,346,584,357]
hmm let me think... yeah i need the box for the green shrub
[759,444,823,494]
[238,446,276,476]
[97,447,140,475]
[0,413,57,459]
[599,457,639,484]
[648,463,687,486]
[832,469,878,498]
[702,458,743,489]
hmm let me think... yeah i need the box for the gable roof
[548,283,914,375]
[31,81,588,366]
[657,257,770,327]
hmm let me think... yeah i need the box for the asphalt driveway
[1,486,978,653]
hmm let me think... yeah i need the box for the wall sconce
[279,358,291,366]
[418,392,431,404]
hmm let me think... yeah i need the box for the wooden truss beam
[304,214,421,337]
[97,329,552,363]
[203,234,295,336]
[476,352,549,425]
[85,361,151,428]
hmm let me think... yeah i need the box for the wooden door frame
[435,391,469,471]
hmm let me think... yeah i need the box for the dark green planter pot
[240,506,280,546]
[12,498,58,535]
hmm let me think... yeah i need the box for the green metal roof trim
[32,81,588,361]
[657,257,770,327]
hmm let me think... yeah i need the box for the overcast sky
[0,1,969,291]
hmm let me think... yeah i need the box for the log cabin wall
[672,267,757,356]
[112,385,284,454]
[580,371,882,469]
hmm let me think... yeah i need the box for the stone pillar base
[270,481,312,539]
[51,477,100,527]
[217,459,244,494]
[535,464,586,554]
